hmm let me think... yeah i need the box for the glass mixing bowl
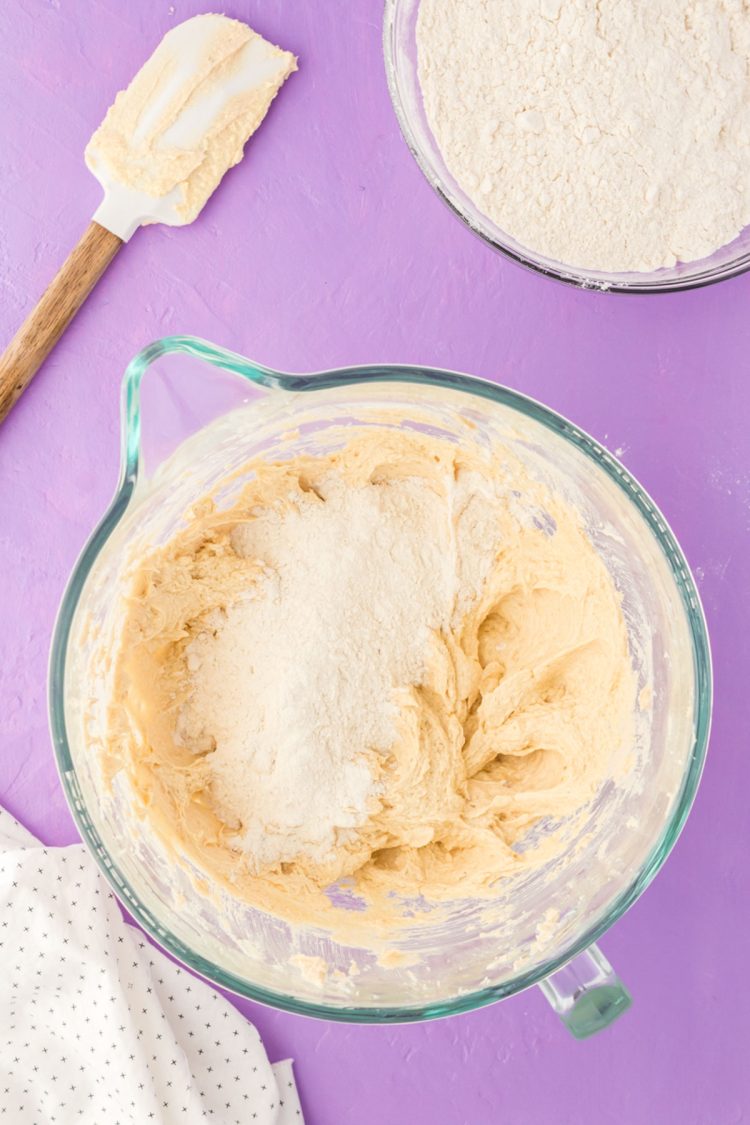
[384,0,750,293]
[49,337,711,1036]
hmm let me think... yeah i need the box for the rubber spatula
[0,13,296,422]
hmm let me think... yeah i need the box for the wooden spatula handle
[0,221,123,423]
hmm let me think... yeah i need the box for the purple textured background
[1,2,748,1122]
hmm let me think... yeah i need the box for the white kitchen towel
[0,807,303,1124]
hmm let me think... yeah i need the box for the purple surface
[1,2,748,1122]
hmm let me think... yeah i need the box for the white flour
[417,0,750,272]
[178,469,503,871]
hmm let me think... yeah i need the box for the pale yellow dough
[106,431,636,933]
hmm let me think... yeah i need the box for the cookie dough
[103,429,636,933]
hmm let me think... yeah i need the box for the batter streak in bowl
[104,429,637,931]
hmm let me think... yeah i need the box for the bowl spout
[121,336,285,484]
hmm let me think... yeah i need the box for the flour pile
[417,0,750,272]
[178,468,496,870]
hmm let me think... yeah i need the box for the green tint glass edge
[48,334,712,1023]
[566,985,633,1040]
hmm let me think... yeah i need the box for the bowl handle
[537,943,631,1038]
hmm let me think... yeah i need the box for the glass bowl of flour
[50,336,711,1033]
[385,0,750,292]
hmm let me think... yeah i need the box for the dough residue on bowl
[85,14,297,225]
[104,430,637,931]
[417,0,750,273]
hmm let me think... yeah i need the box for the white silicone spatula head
[85,13,297,241]
[0,13,296,421]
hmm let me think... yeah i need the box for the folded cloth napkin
[0,807,303,1124]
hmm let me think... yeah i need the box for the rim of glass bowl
[383,0,750,295]
[49,335,712,1023]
